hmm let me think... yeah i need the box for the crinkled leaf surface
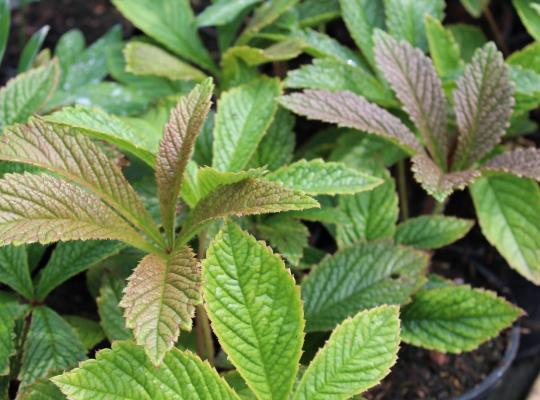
[266,159,382,195]
[470,173,540,284]
[302,242,428,331]
[120,246,201,365]
[19,307,86,388]
[96,275,132,342]
[213,77,281,172]
[15,378,66,400]
[195,167,266,204]
[293,29,364,66]
[0,294,27,376]
[483,147,540,181]
[402,285,522,352]
[52,341,239,400]
[203,223,303,400]
[257,215,308,266]
[0,244,33,299]
[395,216,473,249]
[292,306,400,400]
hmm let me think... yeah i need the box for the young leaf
[279,89,422,155]
[0,173,154,253]
[0,245,33,300]
[120,246,201,365]
[19,307,86,387]
[52,341,239,400]
[395,216,473,249]
[156,79,213,245]
[213,77,281,172]
[34,240,125,301]
[452,43,514,169]
[17,25,49,73]
[0,61,59,130]
[483,147,540,181]
[177,178,319,244]
[424,14,463,78]
[96,276,132,342]
[0,120,163,248]
[513,0,540,40]
[124,42,207,82]
[0,294,26,376]
[257,215,309,266]
[338,0,386,67]
[112,0,217,74]
[203,222,303,400]
[266,159,382,195]
[197,0,262,27]
[292,306,400,400]
[470,173,540,284]
[402,286,522,352]
[302,242,428,331]
[374,31,449,169]
[195,167,266,203]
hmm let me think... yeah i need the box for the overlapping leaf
[0,244,33,299]
[96,276,132,342]
[64,316,105,352]
[395,216,473,249]
[424,14,463,77]
[120,246,200,365]
[0,294,26,376]
[483,148,540,181]
[203,223,303,400]
[257,215,309,266]
[196,0,262,27]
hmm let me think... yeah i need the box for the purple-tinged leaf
[483,147,540,181]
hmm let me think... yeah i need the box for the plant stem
[484,6,509,56]
[397,160,410,220]
[432,200,447,215]
[194,232,215,365]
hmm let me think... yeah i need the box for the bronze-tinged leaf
[120,246,201,365]
[0,120,163,248]
[412,154,480,202]
[156,79,214,246]
[279,89,422,154]
[374,31,449,169]
[0,173,154,252]
[483,148,540,181]
[452,43,514,169]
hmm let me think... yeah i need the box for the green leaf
[336,168,398,247]
[285,58,395,107]
[257,215,309,266]
[402,285,522,352]
[195,167,266,202]
[17,25,49,73]
[338,0,386,67]
[52,341,239,400]
[292,306,400,400]
[197,0,262,27]
[395,216,473,249]
[461,0,491,17]
[0,0,9,65]
[96,276,132,342]
[424,14,463,78]
[507,42,540,74]
[54,29,85,77]
[267,159,382,195]
[513,0,540,40]
[213,77,281,172]
[34,241,125,301]
[124,41,207,82]
[178,178,319,244]
[120,246,201,365]
[16,378,67,400]
[447,23,487,62]
[156,79,213,245]
[384,0,445,51]
[0,61,59,130]
[203,222,303,400]
[63,316,105,352]
[0,294,26,376]
[19,307,86,387]
[483,147,540,181]
[298,0,340,28]
[44,105,157,167]
[509,65,540,113]
[470,173,540,284]
[0,245,33,299]
[0,120,163,248]
[302,242,427,331]
[112,0,216,73]
[0,172,155,253]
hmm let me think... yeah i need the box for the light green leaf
[298,0,340,28]
[292,306,400,400]
[178,178,319,244]
[17,25,49,73]
[336,168,398,247]
[384,0,445,51]
[0,245,33,299]
[509,64,540,113]
[96,275,132,342]
[461,0,490,17]
[112,0,217,73]
[447,23,487,62]
[267,159,382,195]
[19,307,86,387]
[16,378,67,400]
[197,0,262,27]
[402,285,522,352]
[425,14,463,77]
[124,41,207,82]
[34,241,125,301]
[63,316,105,352]
[0,0,9,66]
[0,294,26,376]
[302,242,427,331]
[338,0,386,67]
[395,216,473,249]
[213,77,281,172]
[196,167,266,202]
[120,246,201,365]
[0,61,59,130]
[513,0,540,40]
[470,173,540,284]
[507,42,540,74]
[203,222,303,400]
[52,341,239,400]
[54,29,85,77]
[257,215,309,265]
[45,105,157,167]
